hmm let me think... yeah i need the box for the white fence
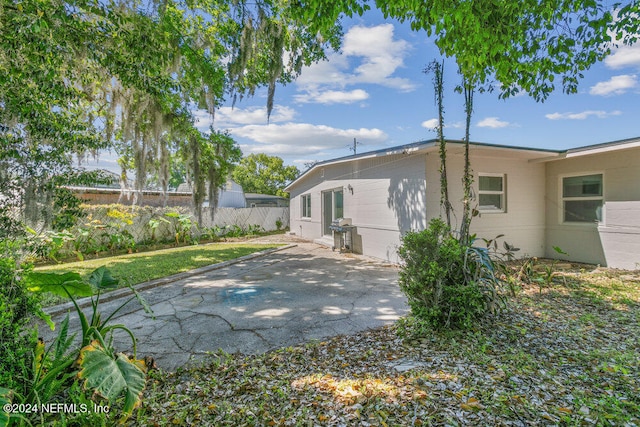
[200,207,290,231]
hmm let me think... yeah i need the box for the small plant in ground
[520,247,569,294]
[29,229,75,263]
[146,216,171,243]
[275,218,283,231]
[1,266,155,425]
[165,211,194,244]
[246,224,264,235]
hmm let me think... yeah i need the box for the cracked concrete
[40,239,408,371]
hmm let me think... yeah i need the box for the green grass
[36,242,281,306]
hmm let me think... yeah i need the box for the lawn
[36,242,282,306]
[131,265,639,426]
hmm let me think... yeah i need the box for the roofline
[285,136,640,190]
[285,139,563,191]
[530,136,640,163]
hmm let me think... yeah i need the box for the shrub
[0,247,40,397]
[397,218,503,330]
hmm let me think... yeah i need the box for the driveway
[43,239,407,371]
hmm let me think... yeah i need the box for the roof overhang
[285,136,640,190]
[285,140,439,191]
[529,137,640,163]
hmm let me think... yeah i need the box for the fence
[199,207,289,231]
[77,204,290,243]
[22,204,290,261]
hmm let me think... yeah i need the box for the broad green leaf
[88,266,119,290]
[35,306,55,331]
[25,271,93,297]
[553,246,568,256]
[78,341,146,414]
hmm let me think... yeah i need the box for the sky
[86,7,640,174]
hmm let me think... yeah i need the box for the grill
[329,218,355,252]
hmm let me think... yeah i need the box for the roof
[285,136,640,191]
[244,193,287,200]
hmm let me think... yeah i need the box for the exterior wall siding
[545,148,640,266]
[289,142,640,269]
[598,201,640,270]
[426,147,547,258]
[289,152,427,262]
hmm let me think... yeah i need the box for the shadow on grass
[37,244,281,306]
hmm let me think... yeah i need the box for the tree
[232,154,299,198]
[376,0,627,100]
[178,129,241,225]
[1,0,347,231]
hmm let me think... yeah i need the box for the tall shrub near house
[397,218,502,329]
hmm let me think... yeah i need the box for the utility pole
[349,138,361,155]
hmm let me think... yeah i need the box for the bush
[0,248,39,396]
[397,218,502,330]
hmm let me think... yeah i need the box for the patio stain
[219,287,273,305]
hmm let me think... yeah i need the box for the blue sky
[87,8,640,173]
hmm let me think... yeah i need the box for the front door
[322,189,344,236]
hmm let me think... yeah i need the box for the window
[562,173,603,223]
[478,174,505,212]
[301,194,311,218]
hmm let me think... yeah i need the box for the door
[322,189,344,236]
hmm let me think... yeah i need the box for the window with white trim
[301,194,311,218]
[478,174,505,212]
[562,173,603,223]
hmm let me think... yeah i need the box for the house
[285,137,640,270]
[175,180,246,208]
[244,193,289,208]
[68,186,193,207]
[72,178,246,208]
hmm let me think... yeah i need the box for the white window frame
[560,172,604,225]
[478,173,506,213]
[301,194,311,219]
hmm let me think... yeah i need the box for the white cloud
[477,117,511,128]
[294,89,369,105]
[545,110,623,120]
[421,118,439,130]
[589,74,637,96]
[230,123,387,156]
[295,24,417,97]
[605,44,640,69]
[421,118,464,130]
[193,105,296,132]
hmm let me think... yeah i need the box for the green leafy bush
[0,254,39,397]
[397,218,504,330]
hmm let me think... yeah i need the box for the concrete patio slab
[41,240,407,372]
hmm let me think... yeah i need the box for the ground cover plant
[131,264,639,426]
[2,266,154,426]
[35,243,281,307]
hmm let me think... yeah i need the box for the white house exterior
[285,137,640,270]
[177,179,246,208]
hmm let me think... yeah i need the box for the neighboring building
[67,186,192,207]
[175,179,246,208]
[285,137,640,270]
[71,179,246,208]
[244,193,289,208]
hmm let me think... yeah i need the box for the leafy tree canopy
[291,0,639,101]
[1,0,344,229]
[232,153,299,198]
